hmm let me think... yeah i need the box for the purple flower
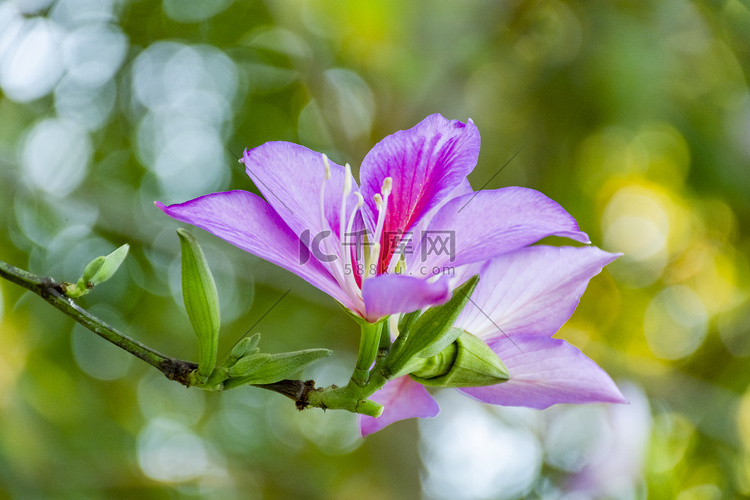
[156,114,589,322]
[360,245,626,436]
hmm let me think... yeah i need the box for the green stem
[350,319,385,387]
[373,318,392,370]
[304,319,397,418]
[306,378,385,417]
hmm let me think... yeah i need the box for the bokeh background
[1,0,749,498]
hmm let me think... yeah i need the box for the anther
[382,177,392,197]
[343,163,352,196]
[321,153,331,180]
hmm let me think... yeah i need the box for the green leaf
[226,352,271,378]
[229,332,261,361]
[84,244,129,286]
[178,228,220,381]
[386,275,479,377]
[64,244,130,298]
[224,348,331,388]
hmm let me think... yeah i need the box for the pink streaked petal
[456,246,621,340]
[403,178,473,271]
[361,274,451,322]
[156,191,355,309]
[422,187,590,270]
[459,335,627,409]
[360,376,440,436]
[359,114,480,261]
[241,141,360,243]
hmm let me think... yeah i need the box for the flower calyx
[385,275,479,377]
[408,330,510,388]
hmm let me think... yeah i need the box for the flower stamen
[370,177,393,269]
[338,163,362,295]
[318,154,347,291]
[345,192,365,278]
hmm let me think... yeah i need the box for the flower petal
[156,191,353,308]
[421,187,590,270]
[241,141,360,243]
[459,335,626,408]
[359,114,480,256]
[403,178,473,271]
[360,376,440,436]
[361,273,451,322]
[457,246,621,340]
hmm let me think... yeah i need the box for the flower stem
[303,319,397,418]
[351,319,385,386]
[306,379,385,417]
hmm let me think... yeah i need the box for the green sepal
[397,309,421,335]
[410,331,510,388]
[404,334,459,378]
[386,275,479,377]
[64,244,129,298]
[177,228,220,382]
[223,348,331,389]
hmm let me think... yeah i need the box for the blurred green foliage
[1,0,750,498]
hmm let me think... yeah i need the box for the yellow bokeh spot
[649,412,695,474]
[576,123,691,196]
[676,484,722,500]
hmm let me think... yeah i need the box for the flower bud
[409,331,510,388]
[178,228,220,382]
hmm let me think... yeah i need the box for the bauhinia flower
[360,245,627,436]
[156,114,590,322]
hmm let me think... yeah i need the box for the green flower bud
[178,228,220,382]
[409,331,510,388]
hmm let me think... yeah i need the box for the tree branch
[0,258,374,415]
[0,258,199,384]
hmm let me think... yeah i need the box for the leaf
[226,352,271,378]
[64,244,130,298]
[224,348,331,388]
[229,332,262,361]
[84,244,129,286]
